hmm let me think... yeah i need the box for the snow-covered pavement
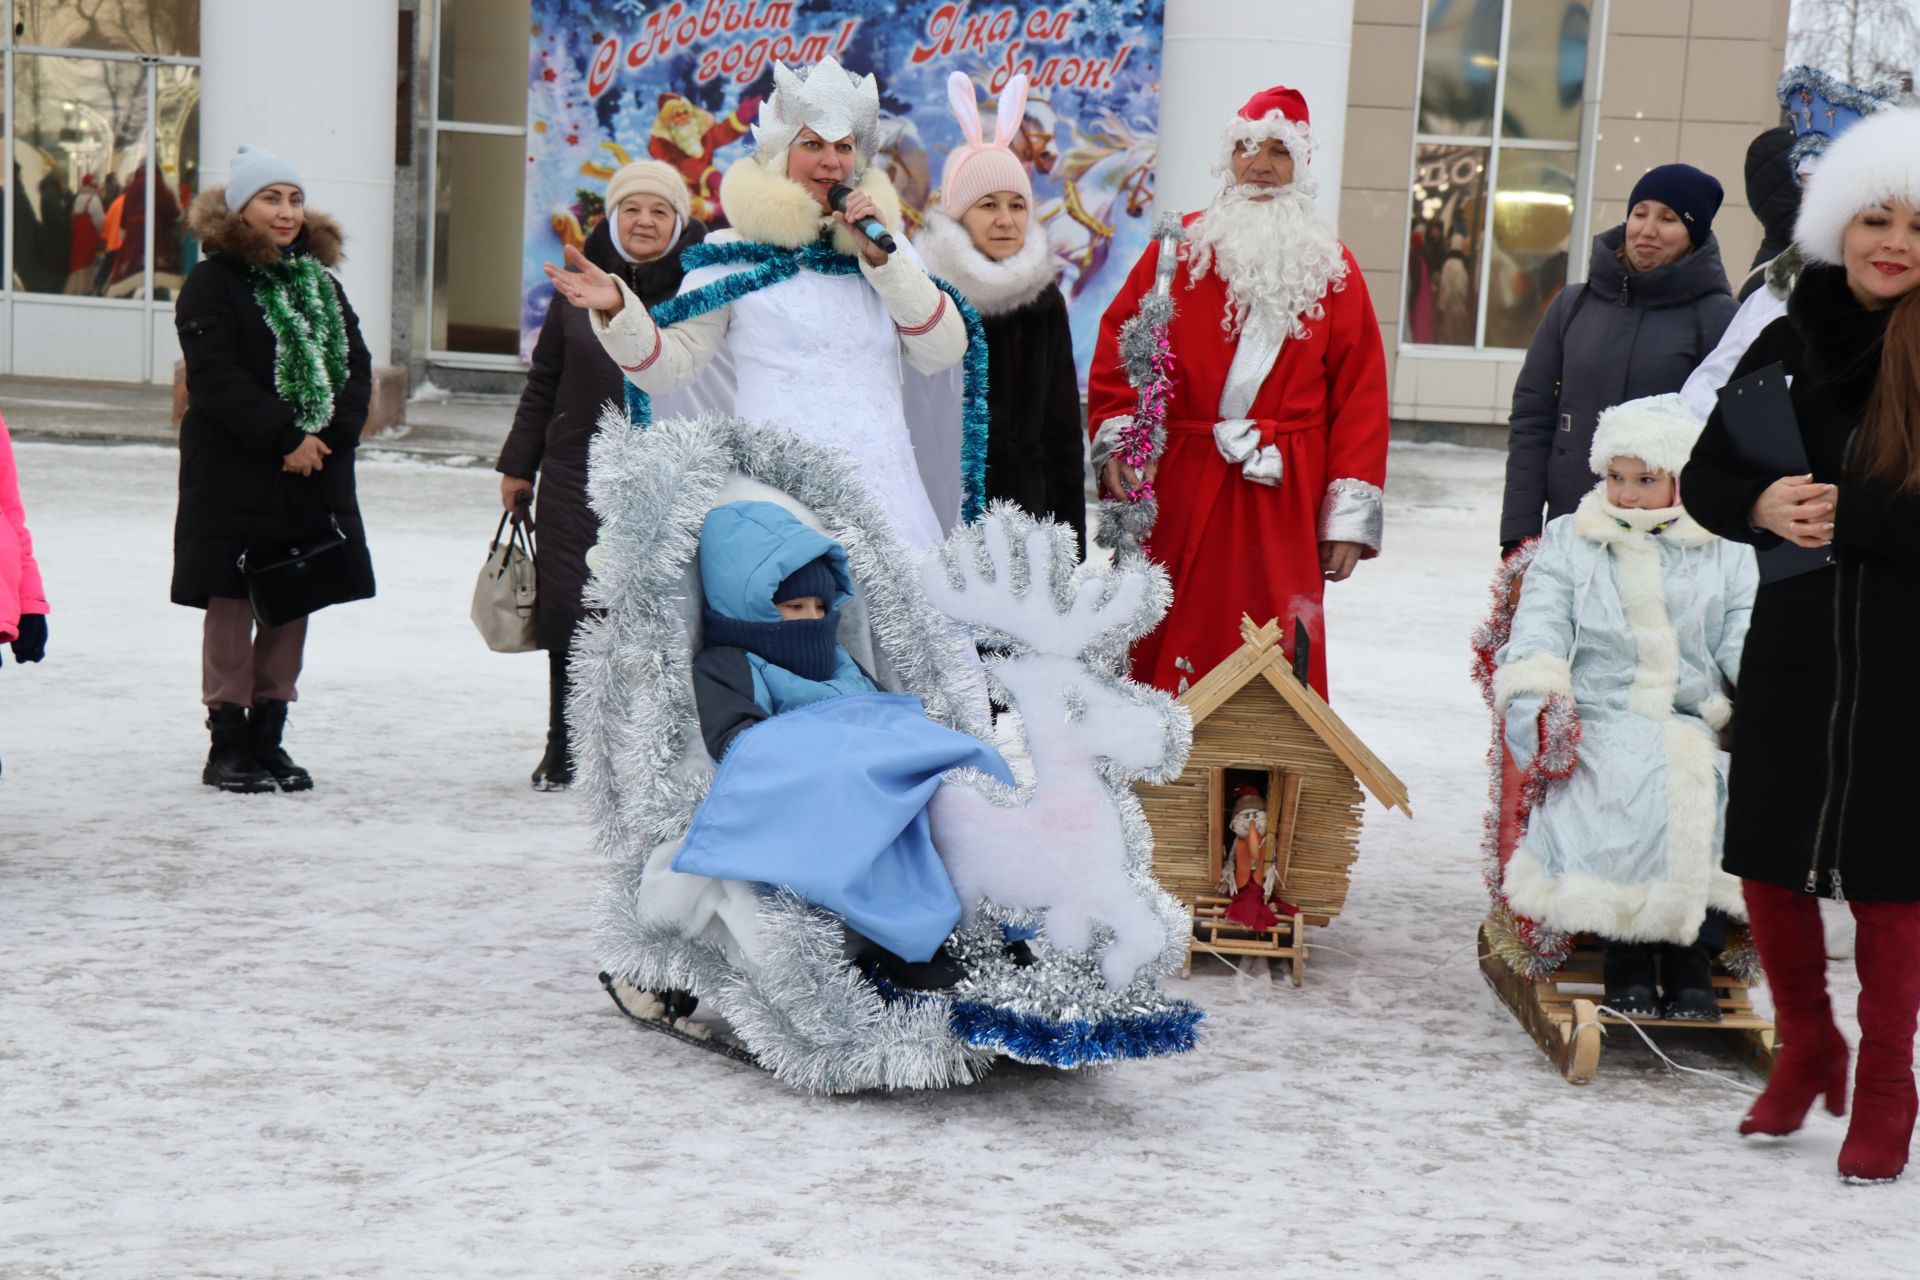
[1,441,1910,1278]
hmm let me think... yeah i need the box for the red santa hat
[1217,85,1316,176]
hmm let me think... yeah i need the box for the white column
[1158,0,1356,225]
[199,0,399,363]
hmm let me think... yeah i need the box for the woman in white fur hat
[1683,106,1920,1184]
[1495,393,1757,1026]
[914,72,1084,549]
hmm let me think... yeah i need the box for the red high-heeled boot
[1740,879,1849,1136]
[1838,899,1920,1184]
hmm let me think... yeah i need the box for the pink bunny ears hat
[939,71,1034,218]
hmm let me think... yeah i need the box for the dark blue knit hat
[774,555,839,605]
[1627,164,1724,246]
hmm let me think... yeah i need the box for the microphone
[827,182,897,254]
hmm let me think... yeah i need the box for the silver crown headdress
[752,57,881,169]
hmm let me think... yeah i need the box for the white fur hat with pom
[1794,107,1920,265]
[1588,393,1704,477]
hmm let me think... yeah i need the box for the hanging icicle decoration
[617,236,991,523]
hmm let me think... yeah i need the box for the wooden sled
[1186,896,1309,986]
[1478,921,1778,1085]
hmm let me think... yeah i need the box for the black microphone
[827,182,897,254]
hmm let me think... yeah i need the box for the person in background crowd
[35,168,71,294]
[67,173,107,295]
[1681,69,1900,421]
[1086,84,1390,699]
[174,145,374,794]
[109,163,183,292]
[1499,163,1737,551]
[497,158,706,791]
[914,72,1085,550]
[1681,107,1920,1186]
[1,409,51,778]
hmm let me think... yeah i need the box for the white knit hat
[1795,107,1920,265]
[1588,393,1704,477]
[605,159,690,222]
[225,144,304,212]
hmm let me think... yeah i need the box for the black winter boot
[1602,941,1661,1019]
[250,699,313,792]
[1659,941,1724,1022]
[532,650,573,792]
[203,704,276,794]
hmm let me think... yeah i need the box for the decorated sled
[1134,616,1410,985]
[574,409,1201,1093]
[1471,546,1775,1085]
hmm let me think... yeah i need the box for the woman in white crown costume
[546,58,973,550]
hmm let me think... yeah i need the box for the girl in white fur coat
[1495,393,1758,1021]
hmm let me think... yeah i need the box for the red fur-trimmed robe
[1087,215,1391,697]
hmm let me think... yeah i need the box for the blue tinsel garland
[621,236,990,524]
[949,999,1204,1068]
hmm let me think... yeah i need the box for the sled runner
[598,973,762,1070]
[575,410,1202,1094]
[1478,919,1777,1085]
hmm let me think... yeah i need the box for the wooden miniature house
[1137,617,1411,984]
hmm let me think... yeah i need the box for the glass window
[438,0,533,127]
[1501,0,1590,142]
[1418,0,1504,137]
[1407,0,1592,350]
[11,54,151,297]
[432,130,527,355]
[14,0,201,58]
[154,63,200,298]
[1485,146,1578,349]
[1405,144,1489,347]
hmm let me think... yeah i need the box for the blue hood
[699,501,855,623]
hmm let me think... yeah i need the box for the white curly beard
[1186,182,1348,340]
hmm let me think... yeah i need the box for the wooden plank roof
[1175,616,1412,817]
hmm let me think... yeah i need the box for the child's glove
[10,614,46,663]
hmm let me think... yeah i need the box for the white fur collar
[717,159,903,255]
[1571,487,1715,547]
[912,210,1056,316]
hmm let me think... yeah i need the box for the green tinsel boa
[621,236,991,524]
[253,253,348,434]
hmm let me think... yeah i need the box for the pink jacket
[0,413,49,643]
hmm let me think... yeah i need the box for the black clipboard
[1714,362,1835,583]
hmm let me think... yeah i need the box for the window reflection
[432,131,529,355]
[15,0,201,58]
[439,0,534,127]
[1485,147,1578,348]
[1405,144,1489,347]
[1419,0,1504,137]
[11,54,155,297]
[1502,0,1590,142]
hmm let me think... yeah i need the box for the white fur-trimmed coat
[1495,488,1758,942]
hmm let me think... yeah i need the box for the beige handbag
[471,510,539,653]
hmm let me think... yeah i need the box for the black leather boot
[250,699,313,792]
[1602,941,1661,1019]
[203,703,276,794]
[1659,941,1724,1022]
[532,650,572,791]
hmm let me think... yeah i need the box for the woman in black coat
[1500,164,1737,550]
[174,145,373,795]
[913,72,1085,550]
[498,160,705,789]
[1681,108,1920,1185]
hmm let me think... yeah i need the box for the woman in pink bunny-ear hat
[914,71,1085,550]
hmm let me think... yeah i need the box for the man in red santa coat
[1087,85,1389,699]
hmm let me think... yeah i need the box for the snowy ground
[1,441,1911,1279]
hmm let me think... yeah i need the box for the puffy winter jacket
[0,415,49,643]
[1499,226,1737,544]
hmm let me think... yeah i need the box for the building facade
[1,0,1793,435]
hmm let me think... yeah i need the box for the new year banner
[522,0,1167,389]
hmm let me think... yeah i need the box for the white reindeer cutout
[923,511,1180,990]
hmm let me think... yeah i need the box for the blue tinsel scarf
[621,235,991,524]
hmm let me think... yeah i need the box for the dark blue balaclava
[698,503,854,683]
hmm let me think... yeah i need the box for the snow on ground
[1,441,1911,1279]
